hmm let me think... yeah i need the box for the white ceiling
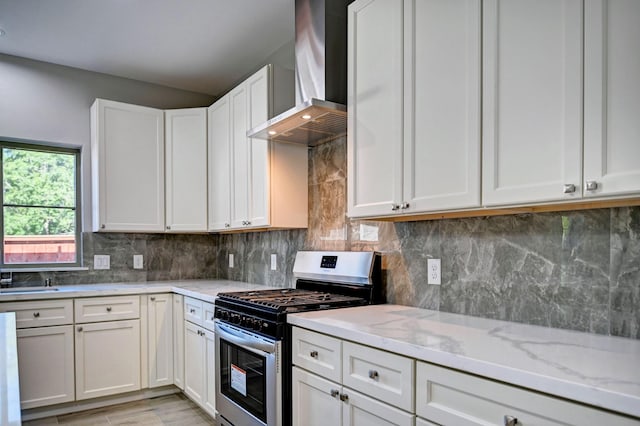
[0,0,295,96]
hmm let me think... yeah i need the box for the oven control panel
[215,306,279,338]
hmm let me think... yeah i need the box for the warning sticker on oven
[231,364,247,396]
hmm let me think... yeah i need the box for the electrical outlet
[229,253,234,268]
[427,258,441,285]
[133,255,144,269]
[94,255,110,270]
[270,254,277,271]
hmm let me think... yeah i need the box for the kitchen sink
[0,287,59,293]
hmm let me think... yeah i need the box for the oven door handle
[215,321,277,354]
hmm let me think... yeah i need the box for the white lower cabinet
[147,294,173,388]
[293,367,414,426]
[16,325,75,409]
[173,294,185,390]
[75,319,141,400]
[0,299,75,409]
[415,362,637,426]
[292,327,415,426]
[183,297,216,418]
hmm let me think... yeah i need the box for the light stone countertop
[0,312,21,426]
[0,279,277,304]
[288,304,640,419]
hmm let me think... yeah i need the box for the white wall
[0,53,216,231]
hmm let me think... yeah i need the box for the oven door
[215,321,281,426]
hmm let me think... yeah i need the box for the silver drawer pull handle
[330,389,340,398]
[400,202,410,209]
[190,308,196,314]
[310,350,318,358]
[504,415,518,426]
[563,183,576,193]
[339,393,349,402]
[77,326,83,332]
[33,312,40,318]
[106,307,112,312]
[585,180,598,191]
[368,370,379,380]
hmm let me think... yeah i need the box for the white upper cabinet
[348,0,481,218]
[482,0,584,206]
[584,0,640,198]
[230,83,250,229]
[208,96,232,230]
[207,65,307,232]
[165,108,208,232]
[404,0,481,212]
[348,0,404,218]
[91,99,165,232]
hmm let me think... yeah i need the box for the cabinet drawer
[75,295,140,323]
[184,297,203,326]
[416,362,637,426]
[292,327,342,383]
[343,340,415,412]
[203,301,216,332]
[0,299,73,328]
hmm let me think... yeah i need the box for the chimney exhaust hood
[247,0,349,146]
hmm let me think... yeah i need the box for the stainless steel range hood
[247,0,349,146]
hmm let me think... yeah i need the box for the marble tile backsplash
[7,136,639,339]
[214,137,640,339]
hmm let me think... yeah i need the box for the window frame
[0,140,83,270]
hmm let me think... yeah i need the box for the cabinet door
[184,321,206,404]
[208,96,232,231]
[482,0,583,206]
[147,294,173,388]
[347,0,404,218]
[403,0,480,212]
[75,320,141,400]
[165,108,208,232]
[16,325,75,409]
[203,328,216,418]
[584,0,640,198]
[91,99,165,232]
[292,367,342,426]
[344,388,415,426]
[173,294,185,390]
[246,66,271,228]
[230,84,250,228]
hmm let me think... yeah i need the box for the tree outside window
[1,142,81,267]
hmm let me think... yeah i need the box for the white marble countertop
[288,304,640,419]
[0,312,21,426]
[0,279,276,304]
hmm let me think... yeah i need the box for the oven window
[220,339,267,422]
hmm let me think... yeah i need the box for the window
[1,141,82,268]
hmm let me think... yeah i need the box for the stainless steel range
[214,251,383,426]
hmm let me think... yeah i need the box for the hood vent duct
[247,0,349,146]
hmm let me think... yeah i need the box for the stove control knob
[231,313,241,324]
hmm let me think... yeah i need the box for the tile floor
[22,393,216,425]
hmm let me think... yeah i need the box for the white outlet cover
[133,255,144,269]
[271,254,277,271]
[229,253,234,268]
[94,254,110,270]
[427,258,441,285]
